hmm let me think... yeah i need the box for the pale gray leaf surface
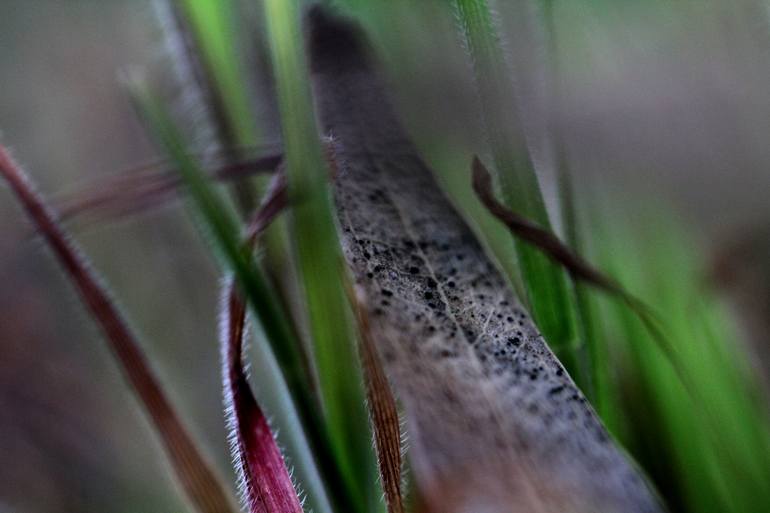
[306,6,663,513]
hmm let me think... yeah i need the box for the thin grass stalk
[556,171,603,401]
[174,0,259,149]
[56,152,282,225]
[0,144,237,513]
[565,185,614,420]
[168,0,298,322]
[165,0,264,220]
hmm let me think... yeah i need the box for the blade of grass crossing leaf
[473,157,638,302]
[261,3,375,513]
[452,0,584,386]
[540,0,599,402]
[0,144,237,513]
[555,161,607,409]
[133,90,356,513]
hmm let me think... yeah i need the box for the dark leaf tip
[305,4,372,74]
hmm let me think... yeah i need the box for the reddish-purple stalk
[219,170,303,513]
[221,281,304,513]
[221,169,302,513]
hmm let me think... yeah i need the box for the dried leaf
[306,7,662,513]
[0,143,236,513]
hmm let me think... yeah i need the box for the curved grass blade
[221,279,303,513]
[234,168,339,513]
[0,143,237,513]
[307,8,663,513]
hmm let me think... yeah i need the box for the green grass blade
[595,199,770,513]
[541,0,600,403]
[452,0,584,385]
[261,3,375,513]
[171,0,263,214]
[175,0,259,147]
[557,165,608,411]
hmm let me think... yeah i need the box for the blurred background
[1,0,770,511]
